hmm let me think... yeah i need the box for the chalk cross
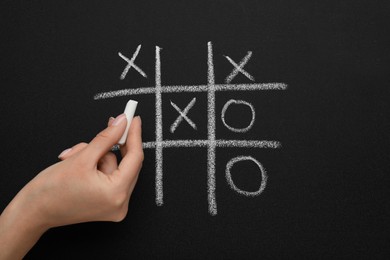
[118,44,147,79]
[224,51,254,83]
[170,97,197,133]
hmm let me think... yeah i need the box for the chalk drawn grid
[94,42,287,215]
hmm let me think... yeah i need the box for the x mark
[224,51,254,83]
[118,44,147,79]
[170,98,197,133]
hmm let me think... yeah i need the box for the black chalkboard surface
[1,0,389,258]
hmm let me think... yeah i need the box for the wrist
[15,181,52,232]
[0,184,50,259]
[1,185,50,232]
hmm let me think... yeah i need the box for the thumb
[81,114,127,164]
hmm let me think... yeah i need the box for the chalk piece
[118,100,138,145]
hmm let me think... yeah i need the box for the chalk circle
[225,156,267,197]
[221,99,255,133]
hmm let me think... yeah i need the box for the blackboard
[1,0,389,258]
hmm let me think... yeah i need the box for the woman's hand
[0,114,143,259]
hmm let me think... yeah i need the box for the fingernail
[58,148,72,158]
[112,113,126,126]
[108,116,115,125]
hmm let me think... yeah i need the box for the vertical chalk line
[207,42,217,216]
[155,46,164,206]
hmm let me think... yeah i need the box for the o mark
[221,99,255,133]
[225,156,267,197]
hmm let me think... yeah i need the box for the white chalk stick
[118,100,138,145]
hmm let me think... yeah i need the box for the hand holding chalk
[0,110,143,259]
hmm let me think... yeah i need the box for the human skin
[0,114,144,259]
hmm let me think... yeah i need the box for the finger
[119,116,139,157]
[117,116,143,183]
[97,152,118,175]
[81,114,127,164]
[58,142,88,160]
[107,116,115,127]
[120,145,127,158]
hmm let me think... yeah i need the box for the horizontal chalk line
[216,140,280,148]
[94,83,287,100]
[112,140,281,151]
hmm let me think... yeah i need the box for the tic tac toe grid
[94,42,287,215]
